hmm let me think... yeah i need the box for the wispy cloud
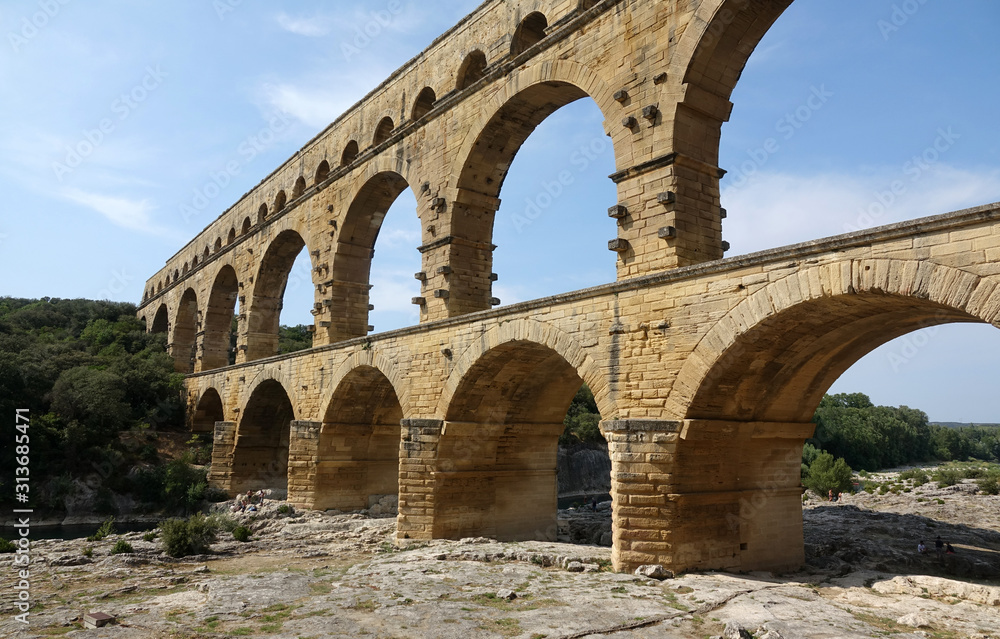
[61,188,175,237]
[276,13,331,37]
[261,82,356,130]
[721,165,1000,256]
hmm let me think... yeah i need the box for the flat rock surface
[3,479,999,638]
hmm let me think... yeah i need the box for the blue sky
[1,0,998,422]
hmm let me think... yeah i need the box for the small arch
[214,238,223,252]
[329,171,412,340]
[258,203,269,223]
[173,270,179,282]
[373,117,395,146]
[202,265,240,371]
[193,388,224,433]
[315,159,331,183]
[192,256,199,268]
[227,227,236,244]
[241,217,252,235]
[511,12,548,56]
[341,141,360,166]
[182,262,190,274]
[246,229,309,361]
[292,176,306,199]
[411,87,437,120]
[203,246,210,259]
[172,288,199,373]
[157,281,163,293]
[456,50,487,91]
[150,304,169,334]
[274,190,287,213]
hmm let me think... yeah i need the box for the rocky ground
[2,474,999,638]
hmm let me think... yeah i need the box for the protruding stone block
[608,238,630,253]
[608,204,628,219]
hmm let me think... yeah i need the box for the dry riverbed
[2,478,999,638]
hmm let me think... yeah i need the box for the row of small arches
[144,12,552,303]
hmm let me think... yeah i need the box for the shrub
[0,537,16,553]
[142,531,157,542]
[232,526,252,543]
[111,540,134,554]
[82,546,93,558]
[276,504,293,515]
[802,452,854,498]
[934,469,960,487]
[977,474,1000,496]
[160,513,217,557]
[899,469,929,486]
[86,517,116,542]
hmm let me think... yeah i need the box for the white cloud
[261,83,356,130]
[721,165,1000,256]
[61,188,170,235]
[276,13,331,37]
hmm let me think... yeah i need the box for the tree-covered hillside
[0,297,186,511]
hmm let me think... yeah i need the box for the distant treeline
[811,393,1000,471]
[931,422,1000,430]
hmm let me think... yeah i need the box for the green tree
[802,452,854,499]
[560,385,605,445]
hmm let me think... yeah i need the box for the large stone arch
[230,377,297,494]
[170,288,199,374]
[430,318,611,541]
[318,349,412,420]
[439,60,628,317]
[325,168,422,343]
[669,259,997,421]
[651,259,997,573]
[298,363,405,511]
[201,264,240,371]
[438,317,612,419]
[244,228,314,362]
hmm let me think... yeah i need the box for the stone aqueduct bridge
[136,0,1000,573]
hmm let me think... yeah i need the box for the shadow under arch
[671,260,999,422]
[432,323,612,542]
[192,387,224,434]
[326,170,418,343]
[150,303,168,334]
[245,229,312,361]
[231,379,295,494]
[661,259,999,572]
[171,288,199,373]
[303,365,404,511]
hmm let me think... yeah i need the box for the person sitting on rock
[917,540,927,554]
[946,543,956,554]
